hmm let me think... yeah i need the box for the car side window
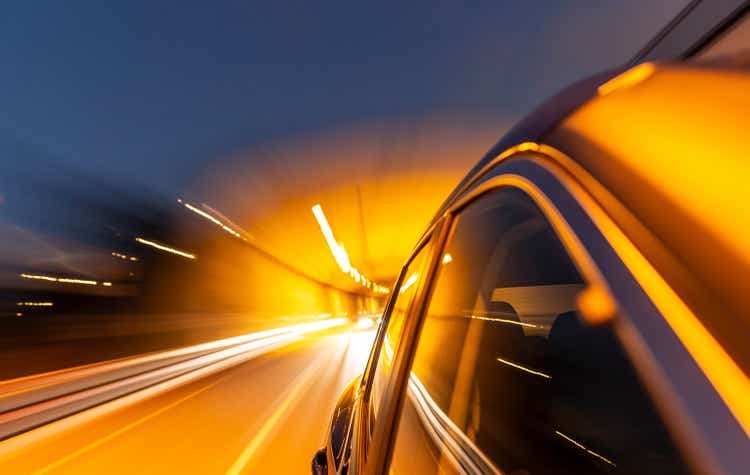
[368,240,432,437]
[388,188,688,475]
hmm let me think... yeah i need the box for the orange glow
[311,204,391,294]
[502,143,750,437]
[597,62,655,96]
[135,237,196,260]
[576,285,616,326]
[441,253,452,265]
[548,71,750,432]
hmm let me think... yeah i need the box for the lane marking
[224,353,328,475]
[31,376,228,475]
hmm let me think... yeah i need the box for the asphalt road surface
[0,320,375,474]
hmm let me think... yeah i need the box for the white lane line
[224,351,330,475]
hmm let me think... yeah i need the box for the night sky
[0,1,686,191]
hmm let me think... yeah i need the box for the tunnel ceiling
[190,115,511,294]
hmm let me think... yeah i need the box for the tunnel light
[311,204,352,273]
[311,204,390,294]
[179,198,245,240]
[135,237,196,260]
[442,253,453,265]
[112,252,139,262]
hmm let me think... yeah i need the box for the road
[0,320,376,474]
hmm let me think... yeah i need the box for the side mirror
[312,447,328,475]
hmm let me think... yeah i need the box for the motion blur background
[0,0,688,378]
[0,1,692,472]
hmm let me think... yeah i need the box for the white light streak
[135,237,196,260]
[496,356,551,379]
[399,273,419,294]
[20,274,97,286]
[554,430,616,467]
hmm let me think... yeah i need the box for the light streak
[135,237,196,260]
[597,62,655,96]
[179,199,244,239]
[470,314,538,328]
[554,430,616,467]
[16,302,53,307]
[20,274,97,286]
[399,273,418,294]
[406,373,502,474]
[312,204,351,273]
[57,278,98,285]
[111,252,138,262]
[496,357,551,379]
[0,316,349,465]
[19,274,57,282]
[102,282,113,287]
[311,204,390,294]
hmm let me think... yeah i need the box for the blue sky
[0,1,685,191]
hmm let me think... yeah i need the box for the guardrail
[0,318,348,441]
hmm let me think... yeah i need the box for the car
[313,2,750,474]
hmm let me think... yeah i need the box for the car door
[367,149,749,475]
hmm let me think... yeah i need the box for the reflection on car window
[369,240,432,437]
[388,188,688,475]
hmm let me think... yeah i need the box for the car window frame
[363,147,748,475]
[351,222,449,473]
[372,178,608,475]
